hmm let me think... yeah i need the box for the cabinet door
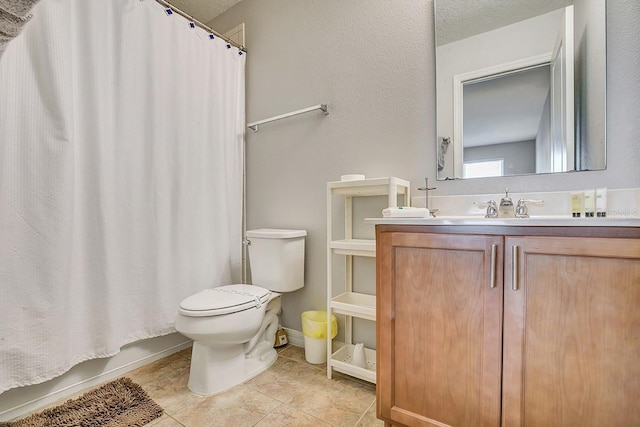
[503,237,640,426]
[377,232,503,427]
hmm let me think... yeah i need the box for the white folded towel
[382,207,430,218]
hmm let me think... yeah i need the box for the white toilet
[175,228,306,396]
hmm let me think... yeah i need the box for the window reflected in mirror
[463,159,505,179]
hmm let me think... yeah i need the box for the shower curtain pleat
[0,0,245,393]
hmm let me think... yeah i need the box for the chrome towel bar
[247,104,329,132]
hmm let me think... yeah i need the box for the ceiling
[163,0,243,24]
[435,0,573,46]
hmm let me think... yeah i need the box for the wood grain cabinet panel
[377,232,503,427]
[503,236,640,427]
[377,227,640,427]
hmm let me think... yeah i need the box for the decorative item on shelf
[352,343,367,368]
[340,174,366,181]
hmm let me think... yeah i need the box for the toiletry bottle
[571,192,584,218]
[584,189,596,218]
[596,188,607,217]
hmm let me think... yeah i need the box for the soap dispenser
[499,188,515,218]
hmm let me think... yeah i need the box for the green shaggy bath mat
[1,377,163,426]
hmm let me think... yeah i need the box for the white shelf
[331,344,376,384]
[330,239,376,257]
[329,177,410,199]
[331,292,376,321]
[327,176,410,385]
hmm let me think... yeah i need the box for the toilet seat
[179,284,270,317]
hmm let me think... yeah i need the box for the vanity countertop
[365,217,640,227]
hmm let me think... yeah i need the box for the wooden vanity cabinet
[376,225,640,427]
[376,231,503,427]
[502,235,640,427]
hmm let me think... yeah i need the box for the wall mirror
[435,0,606,180]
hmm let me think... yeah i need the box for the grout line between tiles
[250,400,285,427]
[166,414,187,426]
[353,398,377,426]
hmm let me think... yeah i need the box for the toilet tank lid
[245,228,307,239]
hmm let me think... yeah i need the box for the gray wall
[212,0,640,332]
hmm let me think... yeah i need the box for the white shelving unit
[326,177,410,383]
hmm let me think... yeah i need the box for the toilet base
[187,341,278,396]
[245,344,278,383]
[181,296,283,396]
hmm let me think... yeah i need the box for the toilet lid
[179,284,271,317]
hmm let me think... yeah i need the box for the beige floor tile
[125,357,201,415]
[278,344,305,361]
[275,343,291,353]
[171,382,280,427]
[139,380,200,416]
[279,345,327,369]
[246,356,324,402]
[285,373,376,426]
[14,347,385,427]
[147,413,184,426]
[125,352,190,386]
[355,399,385,427]
[175,346,192,360]
[253,403,331,426]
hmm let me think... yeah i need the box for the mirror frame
[434,0,607,180]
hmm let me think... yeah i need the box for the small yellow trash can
[301,311,338,364]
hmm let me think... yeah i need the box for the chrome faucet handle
[515,199,544,218]
[474,200,498,218]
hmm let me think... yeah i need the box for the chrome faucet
[499,188,515,218]
[417,178,437,217]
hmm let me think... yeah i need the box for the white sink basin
[365,216,640,227]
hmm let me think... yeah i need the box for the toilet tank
[245,229,306,292]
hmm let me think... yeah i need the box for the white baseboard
[0,333,192,422]
[282,327,304,347]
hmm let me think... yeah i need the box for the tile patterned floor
[43,345,384,427]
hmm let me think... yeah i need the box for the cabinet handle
[490,244,497,289]
[512,245,519,291]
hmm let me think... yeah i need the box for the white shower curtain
[0,0,245,393]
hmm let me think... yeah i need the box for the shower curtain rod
[154,0,247,52]
[247,104,329,131]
